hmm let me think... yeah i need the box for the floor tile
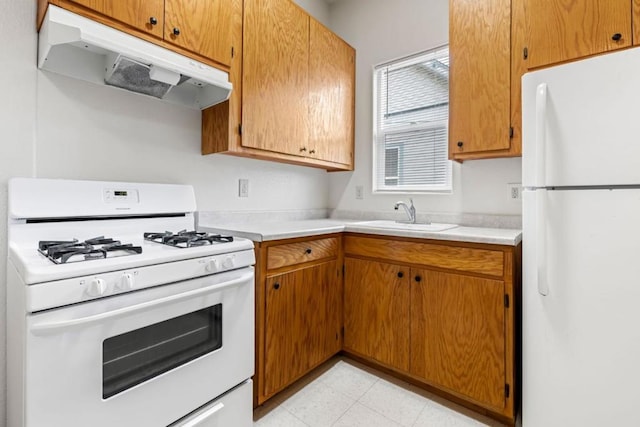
[254,406,309,427]
[333,402,402,427]
[317,360,379,400]
[358,378,428,426]
[412,400,488,426]
[281,380,355,427]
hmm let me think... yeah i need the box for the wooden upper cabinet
[308,18,355,167]
[449,0,512,158]
[242,0,310,157]
[164,0,234,66]
[524,0,632,69]
[410,269,507,411]
[67,0,164,37]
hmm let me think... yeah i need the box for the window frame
[372,46,452,195]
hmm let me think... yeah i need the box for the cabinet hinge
[509,126,514,139]
[505,383,510,398]
[231,46,235,58]
[504,294,510,308]
[238,124,242,136]
[341,326,345,336]
[342,264,345,276]
[523,47,529,60]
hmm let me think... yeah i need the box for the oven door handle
[30,271,253,335]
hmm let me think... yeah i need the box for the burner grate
[38,236,143,264]
[144,230,234,248]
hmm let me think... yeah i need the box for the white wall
[327,0,523,217]
[0,2,329,425]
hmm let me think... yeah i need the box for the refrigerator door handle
[537,189,549,296]
[535,83,548,188]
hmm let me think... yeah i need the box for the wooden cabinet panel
[524,0,631,69]
[634,0,640,45]
[344,235,504,277]
[267,237,338,270]
[164,0,233,66]
[344,258,410,372]
[68,0,164,37]
[242,0,309,156]
[308,18,355,167]
[263,261,341,397]
[410,269,506,410]
[449,0,512,157]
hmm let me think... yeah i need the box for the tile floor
[253,357,507,427]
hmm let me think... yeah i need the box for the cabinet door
[242,0,309,157]
[308,18,355,167]
[634,0,640,45]
[264,261,341,396]
[344,258,410,371]
[410,269,507,410]
[164,0,234,66]
[524,0,631,69]
[69,0,164,37]
[449,0,512,156]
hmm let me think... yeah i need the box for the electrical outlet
[239,179,249,198]
[507,183,521,201]
[355,185,364,200]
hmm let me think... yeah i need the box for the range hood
[38,5,232,110]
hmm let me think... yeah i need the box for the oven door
[25,267,254,427]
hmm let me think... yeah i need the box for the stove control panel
[103,188,139,204]
[26,249,256,312]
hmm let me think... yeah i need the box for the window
[373,46,452,193]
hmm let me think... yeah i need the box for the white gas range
[6,178,255,427]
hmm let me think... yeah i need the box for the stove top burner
[144,230,234,248]
[38,236,143,264]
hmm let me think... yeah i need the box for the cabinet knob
[457,141,464,148]
[305,248,312,254]
[397,271,404,278]
[612,33,622,41]
[173,27,181,36]
[149,17,157,25]
[300,147,307,152]
[414,275,422,282]
[273,282,280,290]
[309,149,316,154]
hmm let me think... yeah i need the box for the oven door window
[102,304,222,399]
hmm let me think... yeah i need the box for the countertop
[199,218,522,246]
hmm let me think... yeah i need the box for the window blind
[373,46,452,193]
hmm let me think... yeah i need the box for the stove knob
[206,258,220,273]
[119,273,134,291]
[87,278,107,297]
[222,256,235,269]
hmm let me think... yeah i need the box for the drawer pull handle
[414,275,422,282]
[457,141,464,148]
[305,248,312,254]
[397,271,404,278]
[149,17,158,25]
[300,147,307,152]
[273,283,280,290]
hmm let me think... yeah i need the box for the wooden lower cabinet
[255,235,343,405]
[410,269,506,411]
[343,235,520,423]
[344,258,410,372]
[264,261,342,397]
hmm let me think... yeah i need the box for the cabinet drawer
[267,237,338,270]
[344,236,504,277]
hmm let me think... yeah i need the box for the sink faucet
[394,198,416,224]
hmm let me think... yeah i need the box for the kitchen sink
[352,220,458,232]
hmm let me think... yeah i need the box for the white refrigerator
[522,47,640,426]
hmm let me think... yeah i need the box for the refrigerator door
[522,47,640,188]
[523,188,640,426]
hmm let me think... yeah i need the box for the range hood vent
[38,5,232,110]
